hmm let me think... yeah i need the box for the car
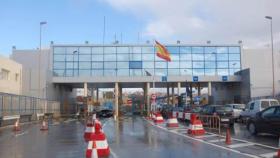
[247,105,280,135]
[97,109,114,118]
[201,105,235,126]
[240,99,279,123]
[226,104,245,121]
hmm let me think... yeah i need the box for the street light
[265,16,275,97]
[38,21,47,98]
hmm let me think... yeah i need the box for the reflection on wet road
[0,117,264,158]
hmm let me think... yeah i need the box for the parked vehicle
[247,105,280,135]
[226,104,245,121]
[200,105,235,126]
[97,109,114,118]
[240,99,279,123]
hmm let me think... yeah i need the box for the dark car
[201,105,235,126]
[247,105,280,135]
[97,109,114,118]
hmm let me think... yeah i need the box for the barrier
[197,114,221,134]
[187,114,205,136]
[166,117,179,128]
[92,122,110,157]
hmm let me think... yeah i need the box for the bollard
[225,128,231,145]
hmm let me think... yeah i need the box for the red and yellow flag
[155,40,171,62]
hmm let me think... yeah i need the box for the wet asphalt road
[0,117,276,158]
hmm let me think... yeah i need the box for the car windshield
[233,104,245,109]
[216,105,232,112]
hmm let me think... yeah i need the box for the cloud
[102,0,280,48]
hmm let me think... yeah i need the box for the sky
[0,0,280,56]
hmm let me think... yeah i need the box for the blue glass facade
[52,45,241,77]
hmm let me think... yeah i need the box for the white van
[240,99,279,122]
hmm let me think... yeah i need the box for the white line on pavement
[145,118,259,158]
[207,139,226,143]
[228,143,254,149]
[15,131,28,137]
[195,134,217,139]
[110,148,119,158]
[259,152,277,158]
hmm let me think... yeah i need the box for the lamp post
[38,21,47,98]
[265,16,275,97]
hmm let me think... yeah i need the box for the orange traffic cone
[225,128,231,145]
[40,120,48,131]
[86,141,98,158]
[13,119,20,132]
[276,136,280,158]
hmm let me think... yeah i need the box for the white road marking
[110,148,119,158]
[208,139,226,143]
[195,134,217,139]
[259,152,277,158]
[15,131,28,137]
[228,143,254,148]
[145,118,259,158]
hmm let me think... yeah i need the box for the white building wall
[242,48,280,98]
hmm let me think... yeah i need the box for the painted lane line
[145,118,259,158]
[259,152,277,158]
[110,148,119,158]
[207,139,226,143]
[195,134,217,139]
[228,143,254,149]
[15,131,28,137]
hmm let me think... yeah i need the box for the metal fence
[0,92,60,117]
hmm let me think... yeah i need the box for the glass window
[92,70,103,76]
[193,62,204,68]
[104,47,116,54]
[217,62,228,68]
[79,70,91,76]
[180,69,192,75]
[117,47,130,54]
[104,69,116,76]
[249,103,255,110]
[66,69,74,77]
[192,54,204,61]
[66,54,78,61]
[92,54,103,61]
[53,62,65,69]
[143,62,154,69]
[79,55,91,61]
[155,55,167,61]
[180,54,192,61]
[66,47,79,54]
[66,62,78,69]
[53,47,66,54]
[170,54,179,61]
[104,54,116,61]
[205,61,216,68]
[92,47,103,54]
[117,69,129,76]
[229,54,240,61]
[217,54,228,61]
[229,47,240,54]
[180,47,191,54]
[117,62,129,68]
[229,69,240,75]
[117,54,129,61]
[204,54,216,61]
[271,101,279,106]
[53,69,65,76]
[205,47,216,54]
[205,69,216,75]
[142,54,155,61]
[167,46,179,54]
[143,69,154,76]
[155,69,167,76]
[180,62,192,68]
[217,69,229,75]
[262,107,276,117]
[92,62,103,69]
[53,55,65,61]
[155,62,167,68]
[217,47,228,54]
[130,69,142,76]
[261,101,270,109]
[79,62,91,69]
[168,69,180,76]
[229,61,240,68]
[130,53,141,61]
[193,69,204,75]
[129,61,142,69]
[132,47,141,53]
[104,62,116,69]
[192,47,204,54]
[79,47,91,54]
[168,62,179,68]
[142,47,154,53]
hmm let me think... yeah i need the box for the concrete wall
[242,48,280,98]
[0,55,22,94]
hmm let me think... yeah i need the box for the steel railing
[197,114,221,134]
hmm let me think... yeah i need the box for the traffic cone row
[154,112,164,124]
[187,114,205,136]
[166,116,179,128]
[86,141,98,158]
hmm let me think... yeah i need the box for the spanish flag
[155,41,171,62]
